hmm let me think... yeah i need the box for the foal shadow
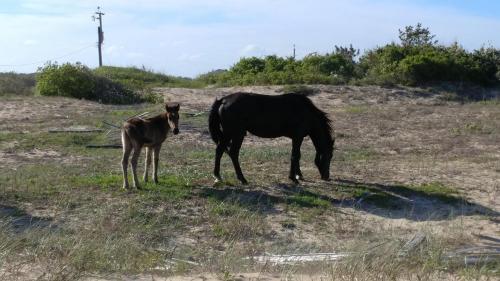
[0,204,55,233]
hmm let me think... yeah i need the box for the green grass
[181,112,209,129]
[208,200,268,240]
[345,105,370,114]
[338,147,378,162]
[408,182,460,203]
[451,122,493,135]
[333,181,461,209]
[287,194,331,208]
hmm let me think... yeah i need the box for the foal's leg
[228,134,247,185]
[152,144,161,184]
[289,137,304,183]
[121,132,132,190]
[130,144,143,189]
[143,147,152,182]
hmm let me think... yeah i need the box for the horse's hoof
[240,179,249,185]
[214,177,222,184]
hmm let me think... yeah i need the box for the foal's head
[166,103,180,135]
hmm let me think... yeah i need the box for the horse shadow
[0,204,55,233]
[332,179,498,221]
[197,179,498,221]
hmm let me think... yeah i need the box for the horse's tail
[208,98,224,145]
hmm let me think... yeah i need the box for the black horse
[208,92,334,184]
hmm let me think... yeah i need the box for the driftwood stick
[398,232,426,257]
[102,121,120,129]
[125,112,149,121]
[86,144,122,149]
[49,129,104,133]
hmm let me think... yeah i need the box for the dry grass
[0,86,499,280]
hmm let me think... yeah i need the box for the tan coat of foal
[121,103,180,190]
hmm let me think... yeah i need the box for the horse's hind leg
[213,139,228,183]
[143,147,152,182]
[228,134,247,185]
[289,137,304,183]
[131,144,143,189]
[121,131,132,190]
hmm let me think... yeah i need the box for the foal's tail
[208,98,224,145]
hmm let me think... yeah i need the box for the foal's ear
[166,103,180,112]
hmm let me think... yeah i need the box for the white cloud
[23,39,38,46]
[240,44,267,57]
[105,45,124,54]
[178,53,203,61]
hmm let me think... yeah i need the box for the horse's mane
[289,93,334,141]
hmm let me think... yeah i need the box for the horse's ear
[166,103,180,112]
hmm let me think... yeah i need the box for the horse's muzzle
[173,128,179,135]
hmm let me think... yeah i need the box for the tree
[333,44,360,62]
[398,23,437,47]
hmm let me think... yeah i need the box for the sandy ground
[1,85,499,280]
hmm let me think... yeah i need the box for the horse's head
[314,139,334,181]
[166,103,180,135]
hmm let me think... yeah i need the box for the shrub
[36,62,140,104]
[280,84,318,96]
[359,42,500,86]
[0,72,35,95]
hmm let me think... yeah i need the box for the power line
[0,43,95,67]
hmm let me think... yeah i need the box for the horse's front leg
[289,137,304,183]
[228,134,248,185]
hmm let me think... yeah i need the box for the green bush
[0,72,35,95]
[359,43,499,86]
[94,66,204,89]
[203,49,358,86]
[36,62,141,104]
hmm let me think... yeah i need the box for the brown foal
[121,103,180,190]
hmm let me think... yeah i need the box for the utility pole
[293,44,296,59]
[92,7,105,67]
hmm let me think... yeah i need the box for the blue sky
[1,0,499,77]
